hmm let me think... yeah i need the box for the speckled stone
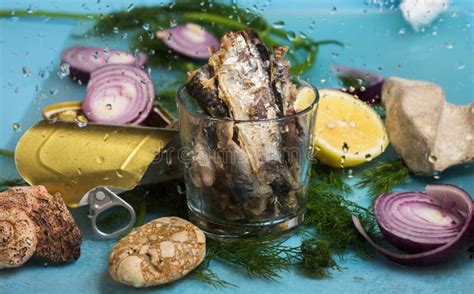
[108,217,206,287]
[0,208,38,268]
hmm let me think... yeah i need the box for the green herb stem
[0,9,98,20]
[208,237,300,280]
[0,149,14,159]
[134,200,147,228]
[182,12,247,30]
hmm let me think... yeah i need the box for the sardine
[184,29,303,221]
[186,64,229,118]
[210,30,290,184]
[271,46,298,116]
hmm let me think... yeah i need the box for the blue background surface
[0,1,473,293]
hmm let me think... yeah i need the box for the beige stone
[0,208,38,268]
[108,217,206,287]
[382,77,473,174]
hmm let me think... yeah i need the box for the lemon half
[296,88,388,168]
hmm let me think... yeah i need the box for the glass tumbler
[177,83,319,238]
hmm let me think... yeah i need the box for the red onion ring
[156,23,220,59]
[61,46,148,83]
[353,184,473,266]
[332,64,384,104]
[82,64,154,125]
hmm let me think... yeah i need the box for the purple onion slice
[353,184,474,266]
[82,64,154,125]
[332,64,384,104]
[61,46,148,83]
[156,23,220,59]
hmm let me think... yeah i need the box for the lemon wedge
[296,88,388,168]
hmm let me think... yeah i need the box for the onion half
[353,184,474,266]
[61,46,148,83]
[332,64,384,104]
[156,23,220,59]
[82,64,154,125]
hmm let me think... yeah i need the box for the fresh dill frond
[191,254,237,289]
[355,159,410,201]
[305,164,376,255]
[314,162,353,194]
[0,178,27,192]
[191,267,236,288]
[208,236,300,280]
[299,239,342,278]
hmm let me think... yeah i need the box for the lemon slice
[297,89,388,168]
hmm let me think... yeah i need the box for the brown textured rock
[109,217,206,287]
[0,208,38,268]
[0,186,82,263]
[382,77,474,174]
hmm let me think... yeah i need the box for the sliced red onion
[61,46,148,83]
[156,23,220,59]
[332,64,384,104]
[82,64,154,125]
[353,184,473,266]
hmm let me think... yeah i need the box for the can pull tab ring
[88,187,136,239]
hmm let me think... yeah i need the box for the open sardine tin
[16,120,177,207]
[15,120,178,237]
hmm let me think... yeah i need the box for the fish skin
[210,30,292,186]
[210,30,279,120]
[186,64,229,118]
[271,46,298,116]
[214,122,274,219]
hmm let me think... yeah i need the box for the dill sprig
[191,267,236,288]
[305,164,376,255]
[191,252,237,288]
[355,159,410,201]
[298,239,341,278]
[207,235,300,280]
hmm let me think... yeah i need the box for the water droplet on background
[444,41,454,49]
[272,20,285,29]
[58,62,70,79]
[126,3,135,12]
[22,66,31,77]
[12,123,21,132]
[286,31,296,41]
